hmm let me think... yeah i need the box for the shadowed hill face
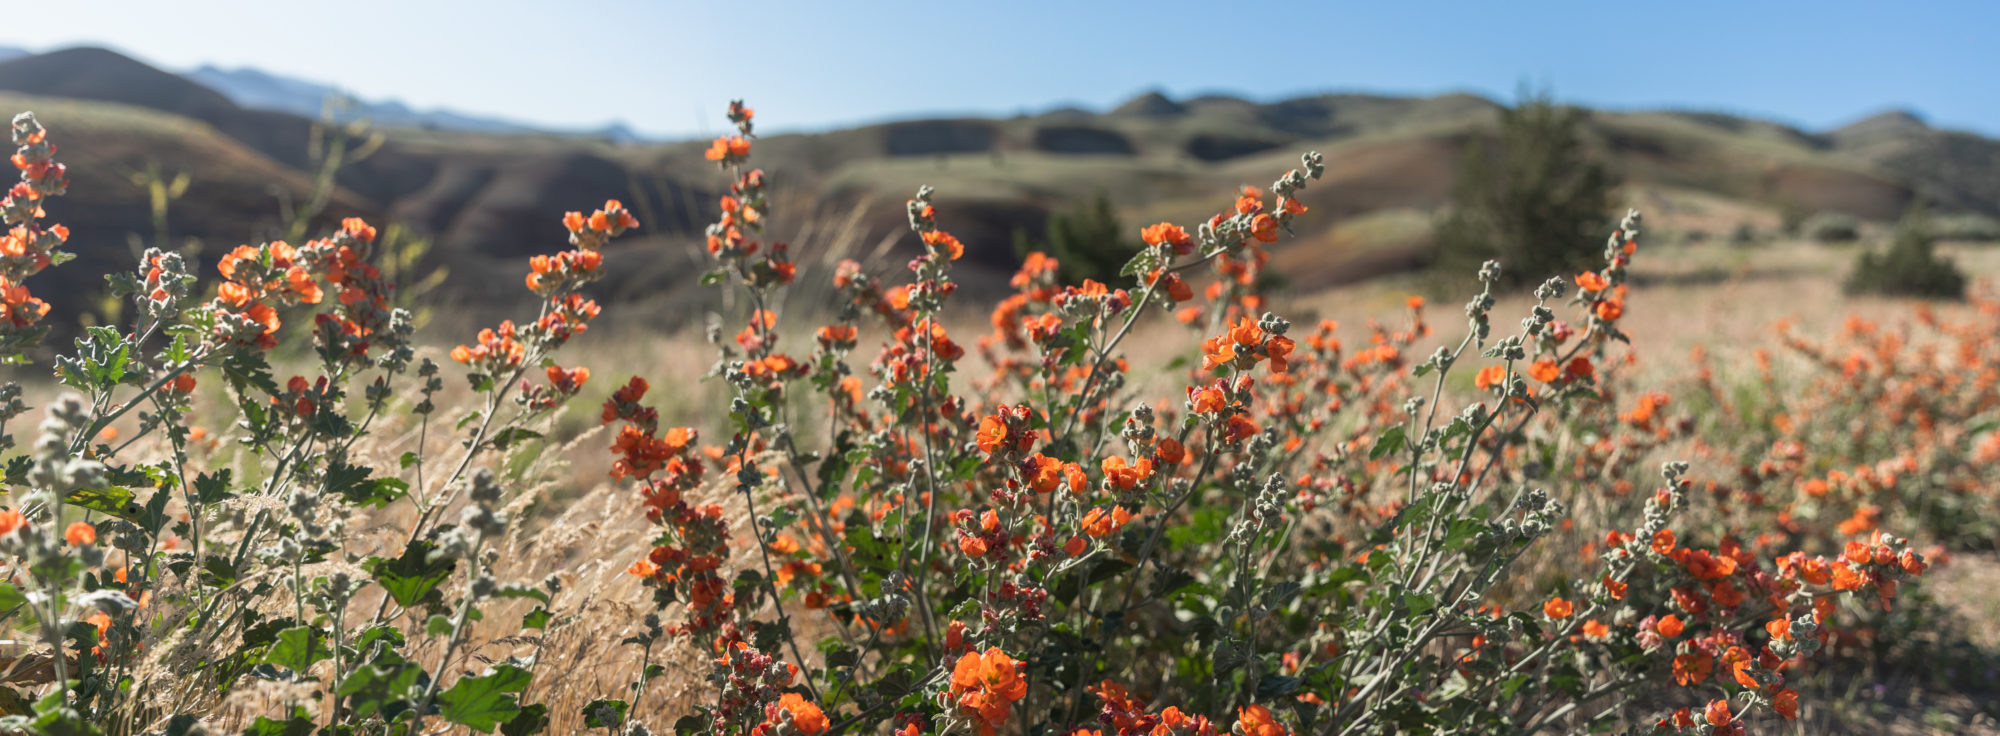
[0,47,320,172]
[1827,112,2000,217]
[0,47,239,120]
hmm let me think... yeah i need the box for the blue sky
[8,0,1996,139]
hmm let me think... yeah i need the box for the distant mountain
[183,64,646,142]
[0,46,27,63]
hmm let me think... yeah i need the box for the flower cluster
[0,112,68,358]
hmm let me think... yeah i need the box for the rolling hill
[0,45,1993,344]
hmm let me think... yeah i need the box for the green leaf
[492,583,551,605]
[63,485,143,523]
[201,555,240,587]
[500,704,549,736]
[363,540,457,609]
[262,626,330,673]
[335,651,422,720]
[1369,426,1407,461]
[241,708,314,736]
[521,607,552,630]
[489,428,543,451]
[194,469,235,505]
[437,664,531,732]
[55,326,130,391]
[400,452,423,469]
[220,348,280,396]
[699,268,728,286]
[324,461,408,509]
[581,699,629,729]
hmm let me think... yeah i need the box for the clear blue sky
[7,0,1996,139]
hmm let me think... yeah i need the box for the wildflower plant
[0,95,1966,736]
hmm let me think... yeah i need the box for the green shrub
[1802,211,1860,243]
[1729,222,1759,245]
[1012,190,1138,284]
[1846,212,1966,299]
[1432,90,1617,288]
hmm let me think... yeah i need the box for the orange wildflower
[1703,699,1732,726]
[772,693,827,735]
[1236,705,1287,736]
[1673,653,1713,686]
[64,522,95,546]
[1773,689,1800,720]
[1249,213,1279,243]
[1657,614,1684,637]
[1543,596,1574,619]
[1474,365,1507,391]
[951,647,1028,736]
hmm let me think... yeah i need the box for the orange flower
[1772,689,1800,720]
[1594,299,1624,321]
[1155,438,1186,465]
[1673,653,1713,686]
[1703,698,1732,726]
[0,509,27,537]
[1543,596,1574,619]
[1228,317,1263,347]
[1651,529,1676,555]
[951,648,1028,735]
[1474,365,1507,391]
[1102,456,1154,490]
[1201,337,1238,372]
[705,135,752,161]
[1657,614,1684,637]
[1236,705,1287,736]
[976,415,1009,455]
[626,559,660,577]
[1266,335,1295,372]
[1080,506,1132,537]
[64,522,95,546]
[1249,213,1279,243]
[1528,359,1561,383]
[1683,549,1737,580]
[1575,271,1608,292]
[772,693,827,735]
[1580,619,1609,639]
[1191,386,1226,414]
[1564,356,1595,382]
[923,230,966,260]
[1140,222,1192,251]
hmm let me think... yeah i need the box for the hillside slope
[0,46,1992,339]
